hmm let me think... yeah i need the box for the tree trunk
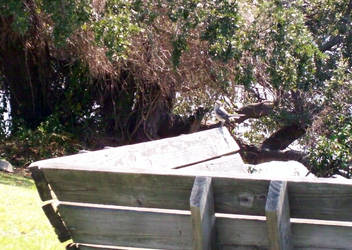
[0,16,56,129]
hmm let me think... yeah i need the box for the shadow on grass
[0,172,34,188]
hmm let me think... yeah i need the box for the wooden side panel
[190,176,215,250]
[57,204,192,250]
[42,169,352,221]
[30,127,239,171]
[265,181,292,250]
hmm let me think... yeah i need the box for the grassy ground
[0,172,68,250]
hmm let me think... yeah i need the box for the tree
[0,0,351,177]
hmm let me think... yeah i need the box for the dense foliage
[0,0,351,176]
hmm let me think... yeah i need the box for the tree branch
[235,101,274,123]
[261,124,307,151]
[320,35,344,52]
[235,138,310,169]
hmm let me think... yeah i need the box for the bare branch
[235,138,310,168]
[235,101,274,123]
[261,124,306,151]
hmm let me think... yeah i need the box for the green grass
[0,172,68,250]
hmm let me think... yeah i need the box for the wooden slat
[30,127,239,171]
[29,166,52,201]
[42,203,71,242]
[216,215,352,249]
[77,244,155,250]
[190,176,215,250]
[216,215,269,249]
[41,169,352,221]
[57,205,352,249]
[44,169,195,210]
[288,180,352,221]
[291,221,352,250]
[265,181,292,250]
[57,204,192,250]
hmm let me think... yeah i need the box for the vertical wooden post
[265,181,292,250]
[42,203,71,242]
[190,176,216,250]
[29,166,53,201]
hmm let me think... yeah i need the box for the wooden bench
[29,127,352,250]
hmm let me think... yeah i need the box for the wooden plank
[58,206,352,249]
[42,203,71,242]
[44,169,195,210]
[77,244,155,250]
[30,127,239,171]
[288,180,352,221]
[29,166,52,201]
[291,220,352,249]
[216,215,352,249]
[41,169,352,221]
[216,215,269,249]
[190,177,215,250]
[57,203,192,250]
[42,168,269,214]
[265,181,292,250]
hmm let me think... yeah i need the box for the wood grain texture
[216,215,269,249]
[265,181,292,250]
[57,204,192,250]
[216,215,352,250]
[29,166,52,201]
[291,221,352,249]
[77,244,155,250]
[56,204,352,250]
[288,181,352,221]
[30,127,239,172]
[43,169,195,210]
[42,203,71,242]
[41,169,352,221]
[190,176,215,250]
[177,154,247,174]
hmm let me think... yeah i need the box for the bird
[214,101,244,125]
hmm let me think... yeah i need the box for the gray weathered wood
[42,203,71,242]
[216,215,352,249]
[58,208,352,249]
[291,220,352,249]
[77,244,156,249]
[178,154,247,174]
[30,127,239,172]
[43,169,195,210]
[216,215,269,249]
[29,166,52,201]
[190,176,215,250]
[287,180,352,221]
[265,181,292,250]
[58,203,192,250]
[39,169,352,221]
